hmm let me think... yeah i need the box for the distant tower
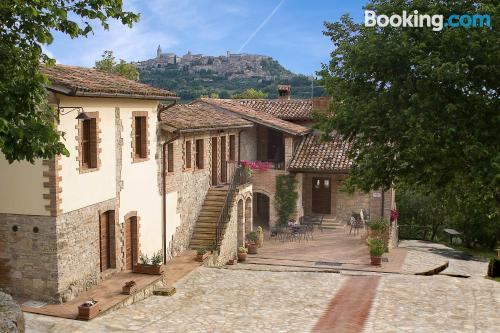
[157,45,162,58]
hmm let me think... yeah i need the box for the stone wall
[250,168,288,227]
[0,214,58,302]
[56,198,119,302]
[0,292,24,333]
[208,184,253,266]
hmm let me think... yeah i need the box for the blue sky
[46,0,368,75]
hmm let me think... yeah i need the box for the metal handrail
[213,164,248,253]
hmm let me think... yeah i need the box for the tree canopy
[0,1,139,162]
[95,50,139,81]
[317,0,499,246]
[232,88,268,99]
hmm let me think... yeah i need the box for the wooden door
[220,136,227,183]
[312,177,331,214]
[211,137,218,185]
[99,212,111,271]
[125,216,138,271]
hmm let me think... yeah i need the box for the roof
[288,132,352,172]
[237,99,313,120]
[194,99,310,136]
[158,103,252,132]
[40,64,176,99]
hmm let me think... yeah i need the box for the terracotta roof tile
[289,132,352,172]
[237,99,313,120]
[159,103,252,131]
[195,99,310,136]
[40,64,176,99]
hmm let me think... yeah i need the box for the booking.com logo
[365,10,491,31]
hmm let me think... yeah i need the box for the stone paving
[26,267,346,333]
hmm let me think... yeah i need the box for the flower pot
[238,252,247,262]
[78,302,100,320]
[122,284,137,295]
[247,243,258,254]
[227,258,236,265]
[370,255,382,266]
[195,253,209,262]
[133,264,165,275]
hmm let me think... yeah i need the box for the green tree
[275,175,298,227]
[95,50,139,81]
[232,88,268,99]
[317,1,499,247]
[0,1,139,162]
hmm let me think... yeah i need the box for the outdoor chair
[303,215,324,232]
[349,213,364,235]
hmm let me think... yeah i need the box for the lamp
[57,106,89,120]
[75,111,90,121]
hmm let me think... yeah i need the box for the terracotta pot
[247,243,258,254]
[195,253,209,262]
[78,302,100,320]
[370,255,382,266]
[238,252,247,262]
[227,258,236,265]
[122,284,137,295]
[133,264,165,275]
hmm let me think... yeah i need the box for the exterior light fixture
[57,106,88,120]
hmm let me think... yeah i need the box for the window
[195,139,204,169]
[229,135,236,161]
[81,118,97,169]
[167,143,174,173]
[134,116,147,159]
[185,140,192,169]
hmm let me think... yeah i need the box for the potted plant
[122,280,137,295]
[77,298,100,320]
[367,238,385,266]
[133,250,165,275]
[238,246,248,262]
[368,218,390,252]
[195,248,208,262]
[246,231,258,254]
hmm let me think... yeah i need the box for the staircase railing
[213,164,249,253]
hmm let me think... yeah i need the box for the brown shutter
[185,141,192,168]
[167,143,174,172]
[140,117,147,158]
[229,135,236,161]
[99,212,109,271]
[89,118,98,168]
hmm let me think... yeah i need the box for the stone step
[201,204,224,211]
[198,211,220,218]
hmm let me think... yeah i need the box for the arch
[245,197,252,234]
[237,199,244,247]
[253,192,270,230]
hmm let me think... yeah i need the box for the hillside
[137,55,325,101]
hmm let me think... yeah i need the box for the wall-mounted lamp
[57,106,89,120]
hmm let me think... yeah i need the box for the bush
[246,231,258,244]
[151,250,163,266]
[139,254,150,265]
[196,248,207,255]
[238,246,248,253]
[367,238,385,257]
[487,258,500,278]
[369,218,390,232]
[275,175,298,228]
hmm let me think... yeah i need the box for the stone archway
[253,192,270,230]
[237,199,244,247]
[245,196,252,234]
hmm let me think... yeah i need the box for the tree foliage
[317,0,499,247]
[0,1,139,162]
[232,88,268,99]
[275,175,298,227]
[95,50,139,81]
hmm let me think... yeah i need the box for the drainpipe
[381,189,385,219]
[159,101,178,264]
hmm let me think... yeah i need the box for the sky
[45,0,368,75]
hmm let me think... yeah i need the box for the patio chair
[349,213,364,235]
[303,215,324,232]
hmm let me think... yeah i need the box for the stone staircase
[321,218,344,230]
[189,187,228,250]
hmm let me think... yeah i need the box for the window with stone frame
[134,116,147,159]
[185,140,192,169]
[167,142,174,173]
[229,134,236,161]
[81,117,98,169]
[195,139,204,169]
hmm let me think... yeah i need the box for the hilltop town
[133,45,291,81]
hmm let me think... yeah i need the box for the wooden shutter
[89,118,98,168]
[99,212,109,271]
[140,117,147,158]
[229,135,236,161]
[167,143,174,172]
[185,141,192,168]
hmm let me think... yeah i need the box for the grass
[485,276,500,283]
[449,244,498,260]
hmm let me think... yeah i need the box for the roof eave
[47,85,178,100]
[160,123,253,133]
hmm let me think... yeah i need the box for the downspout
[158,100,178,264]
[381,189,385,219]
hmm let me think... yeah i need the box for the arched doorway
[237,200,244,247]
[124,215,138,271]
[245,197,252,234]
[253,193,270,230]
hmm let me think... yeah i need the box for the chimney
[312,96,330,112]
[277,85,291,100]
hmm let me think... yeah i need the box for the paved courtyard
[25,239,500,333]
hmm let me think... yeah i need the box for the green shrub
[275,175,298,228]
[151,250,163,266]
[246,231,258,244]
[238,246,248,253]
[196,248,207,255]
[487,258,500,278]
[139,254,150,265]
[369,218,390,232]
[367,238,385,257]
